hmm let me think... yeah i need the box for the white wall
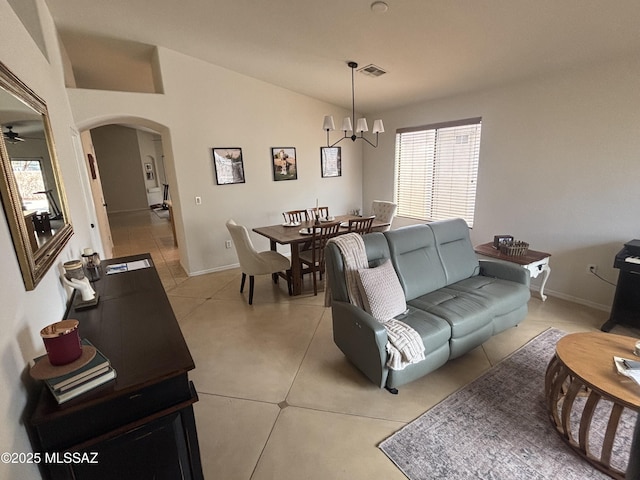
[91,124,149,213]
[67,47,363,275]
[0,1,98,477]
[364,55,640,311]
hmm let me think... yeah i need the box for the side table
[545,332,640,479]
[474,242,551,301]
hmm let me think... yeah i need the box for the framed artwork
[493,235,514,248]
[320,147,341,178]
[271,147,297,181]
[212,148,245,185]
[144,162,154,180]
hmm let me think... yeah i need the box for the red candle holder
[40,319,82,366]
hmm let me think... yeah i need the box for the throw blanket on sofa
[328,234,425,370]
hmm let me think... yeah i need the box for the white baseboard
[189,262,239,277]
[530,285,611,312]
[189,253,293,277]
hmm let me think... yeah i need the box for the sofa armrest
[479,259,530,287]
[331,300,389,388]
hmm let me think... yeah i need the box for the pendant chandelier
[322,61,384,148]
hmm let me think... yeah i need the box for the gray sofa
[325,218,531,392]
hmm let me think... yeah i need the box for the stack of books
[35,338,116,404]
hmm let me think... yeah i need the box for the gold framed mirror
[0,61,73,290]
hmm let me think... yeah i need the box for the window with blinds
[394,117,481,227]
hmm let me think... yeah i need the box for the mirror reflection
[1,104,66,252]
[0,61,73,290]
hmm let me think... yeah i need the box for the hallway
[108,209,187,289]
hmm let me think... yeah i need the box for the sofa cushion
[357,260,407,321]
[407,288,493,338]
[384,225,447,301]
[362,232,391,267]
[394,307,451,351]
[428,218,480,285]
[446,276,531,317]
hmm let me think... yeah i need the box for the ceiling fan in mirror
[2,124,43,143]
[3,125,25,143]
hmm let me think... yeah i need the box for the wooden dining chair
[298,221,341,295]
[347,216,375,235]
[307,206,329,221]
[282,209,309,223]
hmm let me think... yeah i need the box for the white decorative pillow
[356,260,407,321]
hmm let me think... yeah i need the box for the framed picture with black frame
[320,146,341,178]
[271,147,297,181]
[212,147,245,185]
[493,235,514,248]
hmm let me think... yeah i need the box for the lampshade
[323,115,336,131]
[372,119,385,134]
[322,61,384,147]
[341,117,353,132]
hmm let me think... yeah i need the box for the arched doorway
[75,117,182,279]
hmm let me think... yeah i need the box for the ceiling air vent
[358,64,386,78]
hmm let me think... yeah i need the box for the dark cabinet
[29,254,203,480]
[60,409,198,480]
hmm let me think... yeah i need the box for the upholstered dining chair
[226,219,291,305]
[282,209,308,223]
[298,221,341,295]
[347,215,375,235]
[370,200,397,232]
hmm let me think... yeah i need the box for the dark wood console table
[29,254,203,480]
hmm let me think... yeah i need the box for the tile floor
[109,210,638,480]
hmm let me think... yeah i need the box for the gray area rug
[379,328,637,479]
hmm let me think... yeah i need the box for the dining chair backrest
[347,216,375,235]
[283,209,309,223]
[297,220,340,296]
[308,221,341,265]
[371,200,397,232]
[226,219,291,304]
[225,219,262,274]
[307,206,329,221]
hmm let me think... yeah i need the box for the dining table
[253,214,390,296]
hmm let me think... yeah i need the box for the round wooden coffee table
[545,331,640,479]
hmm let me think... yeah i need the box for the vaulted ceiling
[45,0,640,113]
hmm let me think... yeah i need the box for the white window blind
[394,117,481,227]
